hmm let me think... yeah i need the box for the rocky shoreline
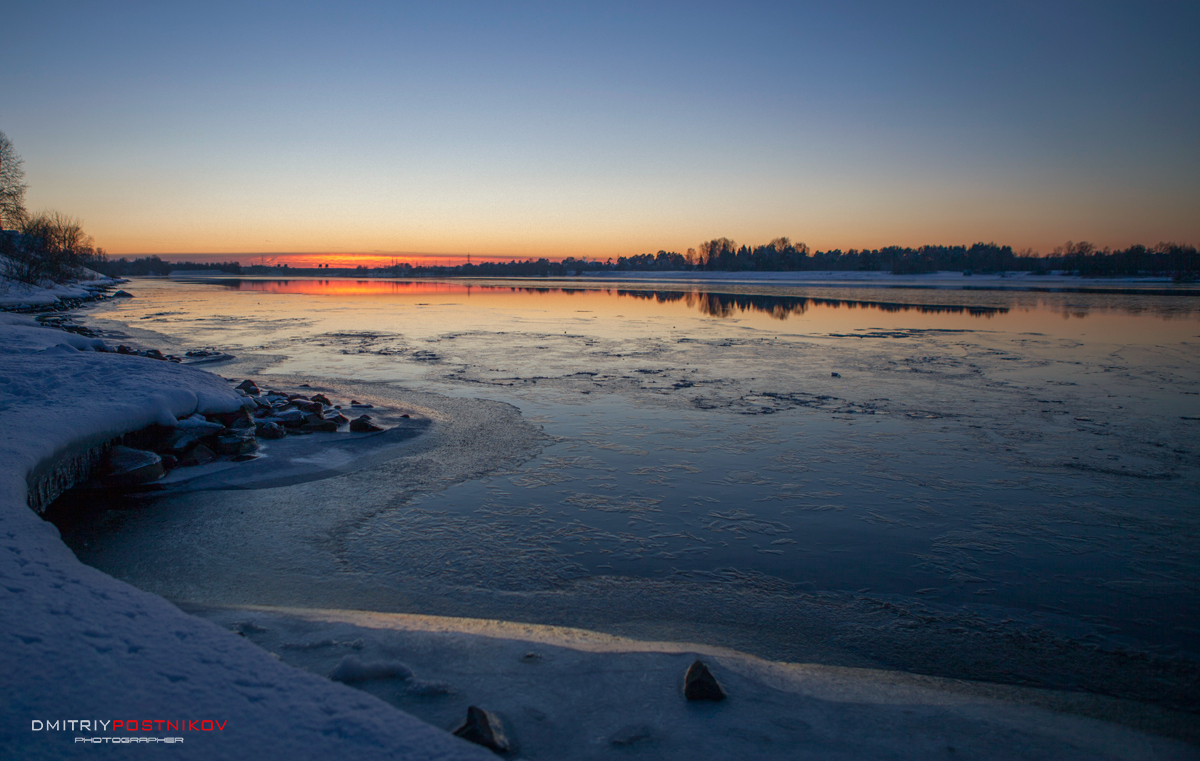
[60,379,397,496]
[17,302,405,512]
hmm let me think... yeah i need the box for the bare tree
[0,130,28,231]
[3,211,97,284]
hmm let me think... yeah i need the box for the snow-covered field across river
[4,273,1199,759]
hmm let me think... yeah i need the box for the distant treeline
[86,255,243,277]
[605,238,1199,279]
[389,239,1198,279]
[82,239,1199,281]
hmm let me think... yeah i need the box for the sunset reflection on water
[187,277,1200,343]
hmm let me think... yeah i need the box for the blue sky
[3,1,1197,259]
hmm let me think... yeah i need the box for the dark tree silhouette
[0,130,28,231]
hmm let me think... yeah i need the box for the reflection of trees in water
[217,280,1196,321]
[619,289,1008,320]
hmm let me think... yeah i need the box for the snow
[188,604,1200,760]
[0,270,119,306]
[0,315,494,760]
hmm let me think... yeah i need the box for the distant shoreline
[153,269,1200,297]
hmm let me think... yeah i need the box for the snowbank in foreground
[0,314,490,760]
[188,605,1197,761]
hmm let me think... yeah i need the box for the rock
[143,349,166,360]
[301,420,339,433]
[174,414,224,432]
[215,433,259,456]
[684,660,726,702]
[329,655,412,683]
[159,454,178,470]
[97,445,164,488]
[324,412,348,426]
[294,400,323,414]
[158,429,217,456]
[180,444,217,467]
[236,379,261,395]
[452,706,512,755]
[831,372,841,378]
[117,344,134,354]
[350,400,373,408]
[310,393,331,405]
[208,409,253,427]
[255,421,287,439]
[269,409,306,428]
[228,416,254,430]
[113,290,133,298]
[350,417,383,433]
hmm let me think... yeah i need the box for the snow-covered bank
[0,314,491,760]
[0,270,123,308]
[185,604,1198,760]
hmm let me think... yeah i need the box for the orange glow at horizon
[152,252,587,268]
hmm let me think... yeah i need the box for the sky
[3,0,1198,265]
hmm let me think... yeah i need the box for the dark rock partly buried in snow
[329,655,412,683]
[159,429,217,456]
[180,444,217,467]
[683,660,726,702]
[215,433,259,456]
[97,445,165,488]
[236,379,260,395]
[113,290,133,298]
[301,420,338,433]
[255,421,287,439]
[269,409,306,428]
[452,706,512,755]
[350,416,383,433]
[208,409,254,427]
[310,393,331,405]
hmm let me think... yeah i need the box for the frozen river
[60,275,1200,711]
